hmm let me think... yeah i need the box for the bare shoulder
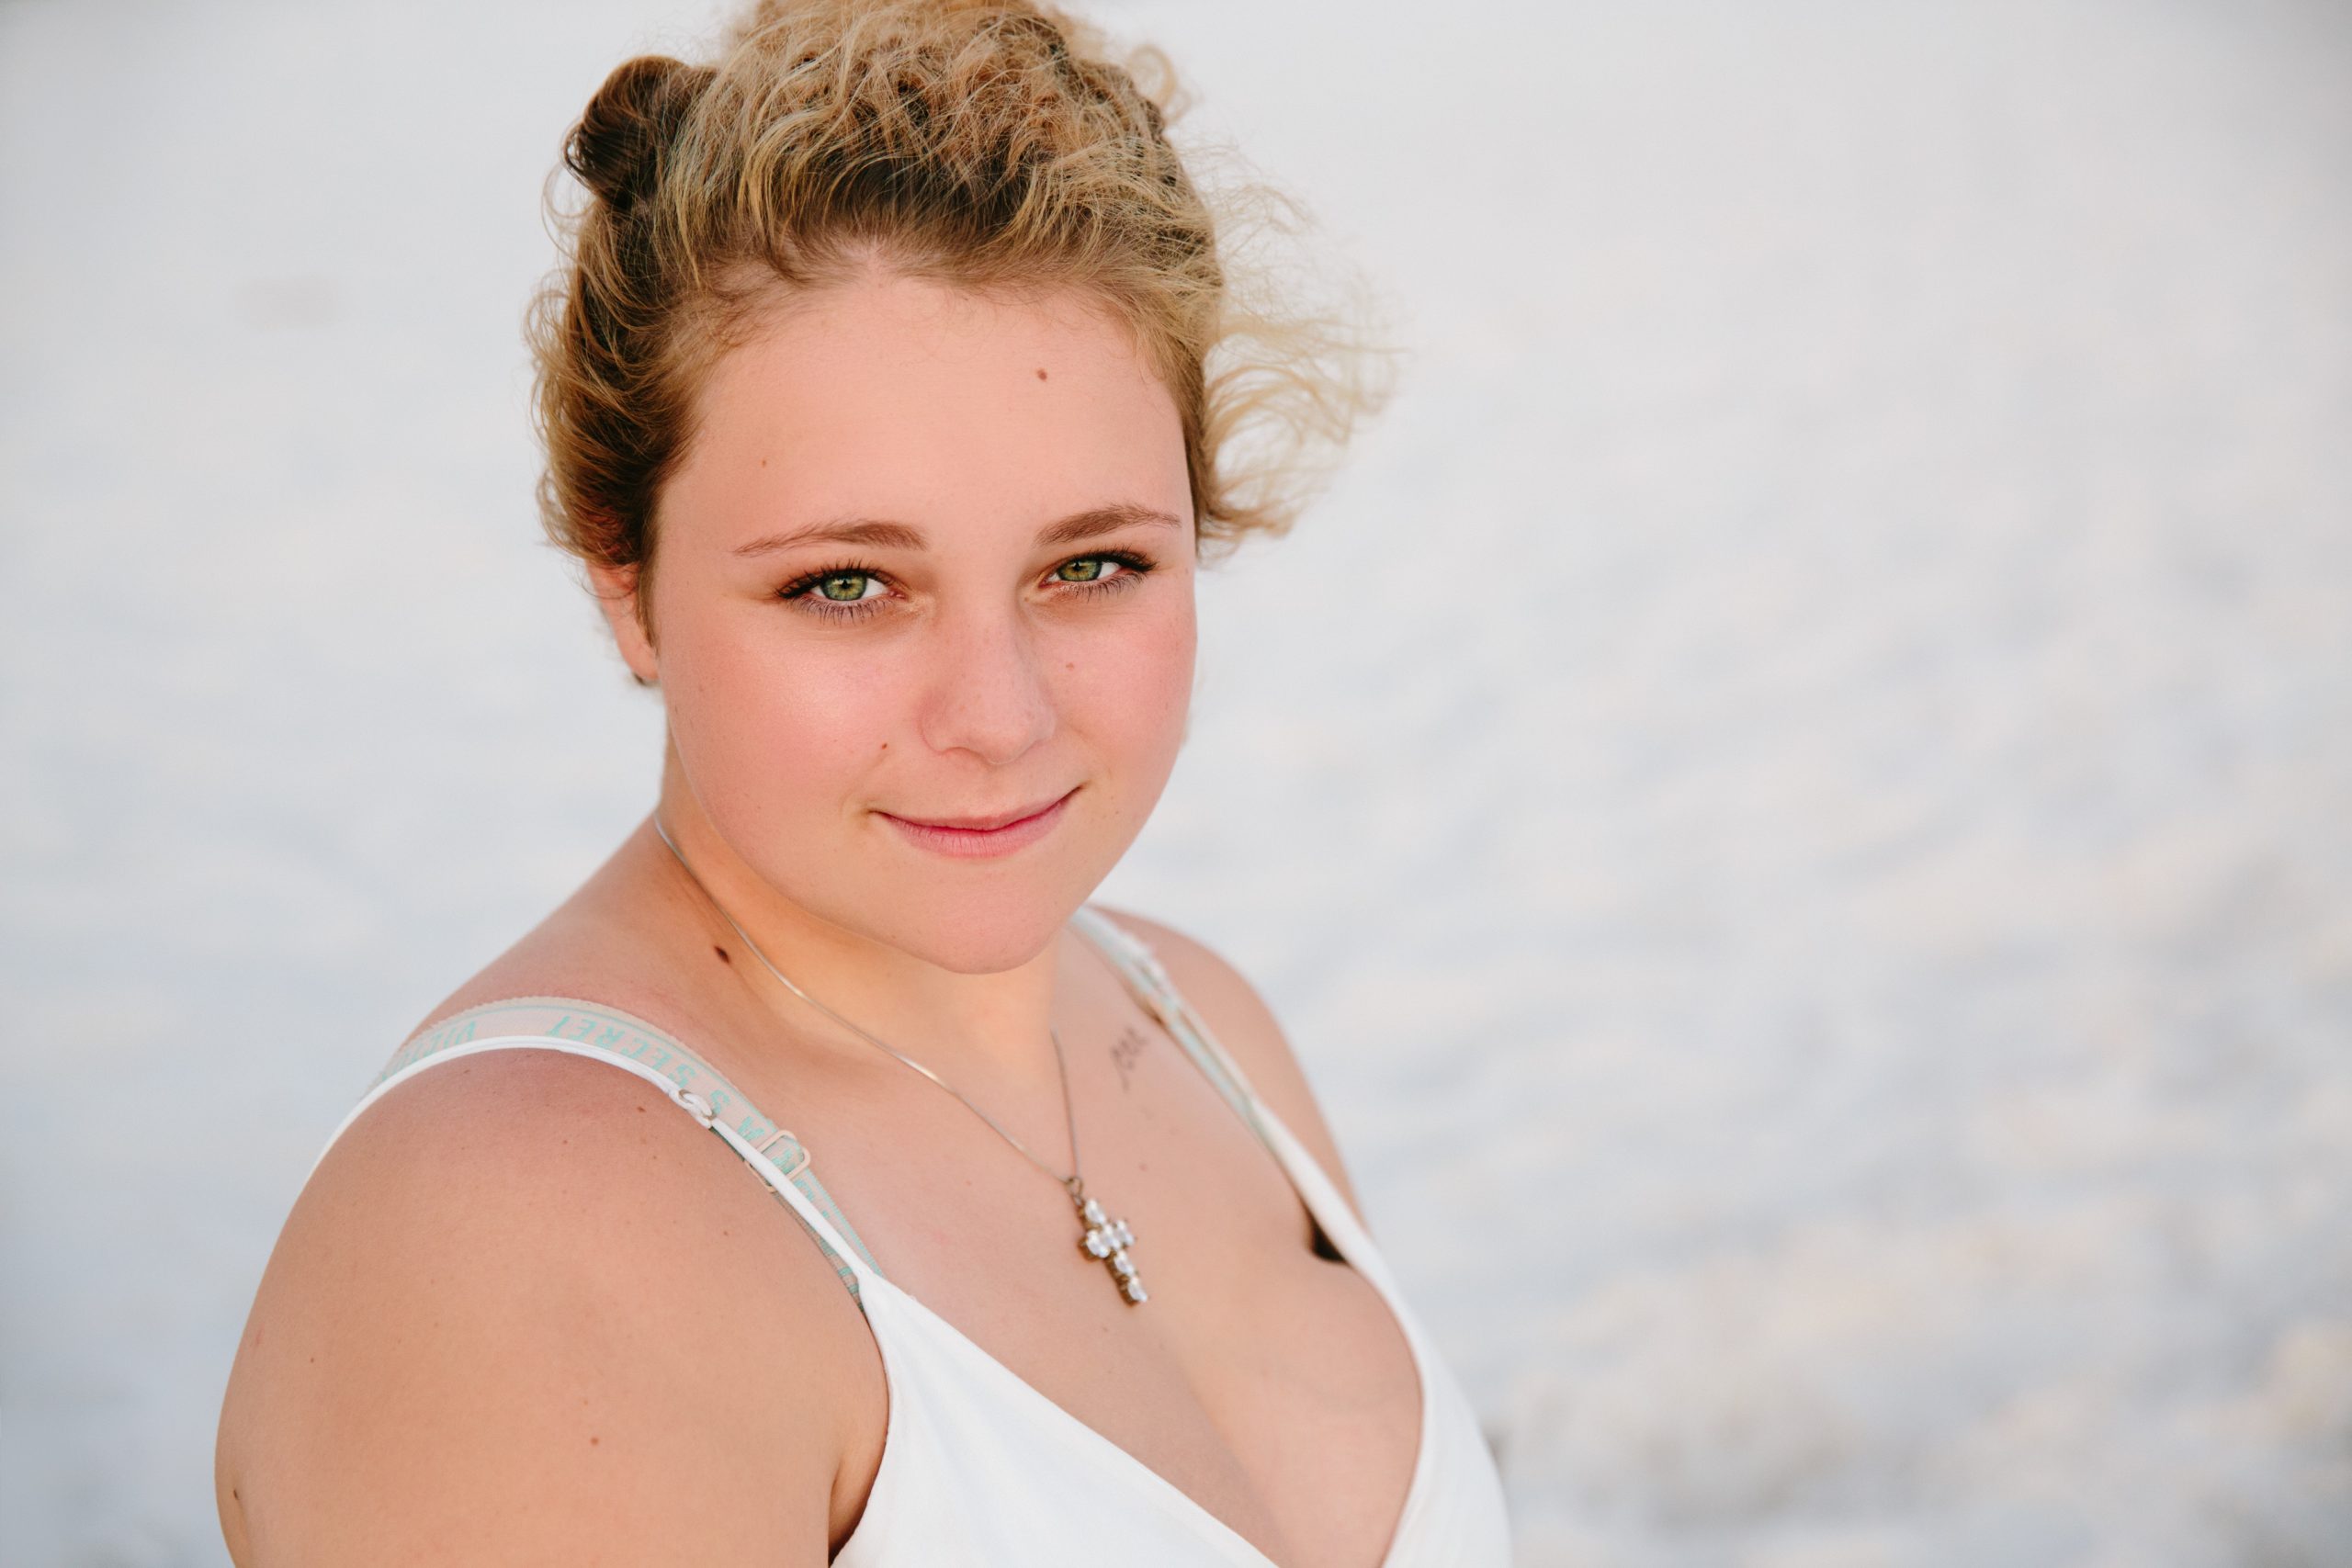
[215,1046,874,1567]
[1086,905,1368,1222]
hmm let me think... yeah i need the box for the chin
[740,785,1160,973]
[862,883,1091,974]
[767,840,1106,973]
[831,793,1151,974]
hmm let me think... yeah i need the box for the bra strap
[1068,908,1385,1272]
[1066,906,1278,1157]
[356,916,1276,1300]
[354,997,883,1301]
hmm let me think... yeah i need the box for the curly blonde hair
[526,0,1390,637]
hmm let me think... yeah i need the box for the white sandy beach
[3,1,2347,1563]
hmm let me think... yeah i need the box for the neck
[640,748,1069,1082]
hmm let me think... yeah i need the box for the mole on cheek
[1035,367,1048,380]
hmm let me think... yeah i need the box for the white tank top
[311,905,1514,1565]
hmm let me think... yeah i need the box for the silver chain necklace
[651,814,1148,1305]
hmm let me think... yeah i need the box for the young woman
[214,3,1512,1562]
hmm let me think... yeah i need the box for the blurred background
[4,0,2348,1563]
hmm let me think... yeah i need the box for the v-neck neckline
[396,940,1442,1563]
[832,1099,1436,1568]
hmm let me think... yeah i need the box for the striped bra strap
[371,908,1270,1303]
[373,996,881,1301]
[1064,906,1280,1160]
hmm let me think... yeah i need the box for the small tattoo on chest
[1109,1024,1149,1089]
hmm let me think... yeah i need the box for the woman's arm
[215,1047,874,1566]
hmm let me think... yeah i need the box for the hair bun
[565,55,711,212]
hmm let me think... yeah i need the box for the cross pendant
[1072,1186,1148,1304]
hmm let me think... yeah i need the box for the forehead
[666,273,1189,549]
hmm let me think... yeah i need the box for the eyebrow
[731,502,1184,558]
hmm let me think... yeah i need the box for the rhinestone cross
[1073,1188,1148,1304]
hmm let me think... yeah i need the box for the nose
[914,599,1058,767]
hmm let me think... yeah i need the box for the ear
[586,560,660,686]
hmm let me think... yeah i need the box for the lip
[891,793,1071,831]
[877,787,1077,859]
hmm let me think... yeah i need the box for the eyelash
[775,549,1159,622]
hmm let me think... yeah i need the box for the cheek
[665,583,1195,834]
[1062,592,1197,777]
[662,615,891,827]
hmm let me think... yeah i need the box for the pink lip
[878,788,1077,859]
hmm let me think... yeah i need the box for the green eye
[1057,558,1107,582]
[818,572,873,601]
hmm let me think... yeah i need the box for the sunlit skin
[593,268,1200,1071]
[213,265,1425,1568]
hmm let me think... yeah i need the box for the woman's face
[595,273,1198,974]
